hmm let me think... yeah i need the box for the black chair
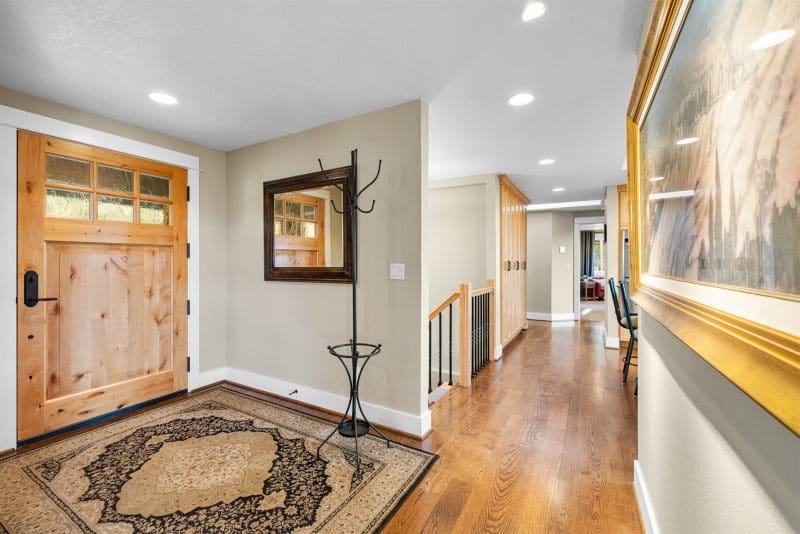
[607,278,637,384]
[617,280,638,387]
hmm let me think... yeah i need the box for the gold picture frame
[626,0,800,436]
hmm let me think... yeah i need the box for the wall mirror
[263,166,353,282]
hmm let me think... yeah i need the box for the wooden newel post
[487,279,495,361]
[459,282,472,387]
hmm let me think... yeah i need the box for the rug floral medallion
[0,388,436,533]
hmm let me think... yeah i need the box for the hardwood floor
[6,315,640,533]
[384,317,641,533]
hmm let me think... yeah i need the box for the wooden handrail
[429,292,459,321]
[470,286,494,297]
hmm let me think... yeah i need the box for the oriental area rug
[0,387,436,533]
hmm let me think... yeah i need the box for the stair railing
[428,279,495,397]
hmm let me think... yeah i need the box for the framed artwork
[627,0,800,435]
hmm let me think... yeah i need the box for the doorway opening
[573,216,605,322]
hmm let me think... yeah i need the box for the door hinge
[187,243,190,258]
[187,357,191,372]
[187,300,191,315]
[186,185,190,201]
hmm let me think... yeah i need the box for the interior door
[274,192,326,267]
[17,132,188,442]
[500,184,512,345]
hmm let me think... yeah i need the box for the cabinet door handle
[505,260,511,271]
[515,261,520,270]
[522,261,527,270]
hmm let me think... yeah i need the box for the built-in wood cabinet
[499,175,530,347]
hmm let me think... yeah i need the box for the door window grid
[44,153,173,225]
[275,198,318,237]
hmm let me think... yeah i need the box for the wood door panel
[45,244,173,400]
[18,131,187,442]
[275,249,319,267]
[43,371,174,432]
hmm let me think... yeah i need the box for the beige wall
[225,100,428,416]
[0,87,228,372]
[637,311,799,533]
[550,211,575,315]
[427,174,501,365]
[526,212,553,314]
[604,186,620,344]
[527,209,605,318]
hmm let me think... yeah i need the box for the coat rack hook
[330,198,345,215]
[357,159,381,198]
[318,158,345,194]
[356,199,376,214]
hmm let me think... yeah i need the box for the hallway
[385,319,641,532]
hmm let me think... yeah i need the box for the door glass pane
[97,165,134,194]
[274,217,283,235]
[46,155,91,188]
[98,195,134,222]
[275,199,284,216]
[303,204,316,220]
[301,222,316,238]
[286,220,300,236]
[45,188,91,219]
[286,201,301,219]
[140,173,171,198]
[140,201,170,225]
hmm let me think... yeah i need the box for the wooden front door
[274,192,326,267]
[17,132,188,442]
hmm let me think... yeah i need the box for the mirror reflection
[273,186,344,268]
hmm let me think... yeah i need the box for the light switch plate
[390,263,405,280]
[559,246,566,254]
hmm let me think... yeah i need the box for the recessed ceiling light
[522,2,546,21]
[527,199,602,211]
[149,92,178,105]
[676,136,699,145]
[508,93,534,106]
[750,29,795,50]
[649,176,665,182]
[552,187,565,192]
[538,158,555,165]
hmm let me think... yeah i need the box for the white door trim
[0,104,201,451]
[573,216,605,319]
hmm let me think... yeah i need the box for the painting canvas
[640,0,800,297]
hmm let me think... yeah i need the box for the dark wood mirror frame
[263,166,353,283]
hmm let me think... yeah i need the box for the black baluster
[438,314,443,387]
[428,320,432,394]
[448,303,453,386]
[483,294,488,369]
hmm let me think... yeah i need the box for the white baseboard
[605,335,620,349]
[527,312,575,322]
[189,367,227,390]
[428,384,452,404]
[494,344,503,360]
[224,367,431,437]
[634,460,659,534]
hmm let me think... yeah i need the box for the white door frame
[0,105,201,451]
[573,216,606,319]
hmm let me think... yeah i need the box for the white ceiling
[0,0,648,204]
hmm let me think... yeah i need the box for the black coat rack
[315,149,391,477]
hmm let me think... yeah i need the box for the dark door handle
[522,261,527,270]
[24,271,58,308]
[515,261,520,270]
[505,260,511,271]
